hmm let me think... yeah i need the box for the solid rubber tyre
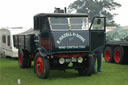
[78,55,93,76]
[18,49,31,68]
[34,52,50,79]
[113,46,124,64]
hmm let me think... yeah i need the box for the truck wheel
[104,46,113,63]
[18,49,31,68]
[34,52,50,79]
[113,47,124,64]
[78,55,93,76]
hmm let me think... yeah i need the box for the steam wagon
[13,13,106,79]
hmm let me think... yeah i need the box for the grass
[0,57,128,85]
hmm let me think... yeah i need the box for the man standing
[93,47,102,73]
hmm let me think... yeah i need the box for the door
[89,17,106,51]
[6,35,12,56]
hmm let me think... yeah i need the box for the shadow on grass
[24,67,84,80]
[48,69,88,80]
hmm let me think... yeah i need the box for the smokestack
[54,7,64,13]
[64,7,67,13]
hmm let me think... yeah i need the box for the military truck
[13,13,106,79]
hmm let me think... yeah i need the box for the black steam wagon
[13,13,106,79]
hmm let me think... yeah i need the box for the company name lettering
[56,32,85,44]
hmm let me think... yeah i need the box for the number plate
[65,58,77,62]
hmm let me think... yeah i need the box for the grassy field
[0,58,128,85]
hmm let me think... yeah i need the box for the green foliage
[1,58,128,85]
[68,0,121,26]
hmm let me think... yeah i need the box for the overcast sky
[0,0,128,29]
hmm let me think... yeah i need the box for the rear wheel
[113,47,124,64]
[78,55,93,76]
[18,49,31,68]
[103,46,113,63]
[34,52,50,79]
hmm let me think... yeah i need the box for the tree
[68,0,121,26]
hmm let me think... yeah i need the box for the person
[93,47,102,73]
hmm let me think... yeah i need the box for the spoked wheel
[113,47,124,64]
[34,52,50,79]
[18,49,31,68]
[78,55,93,76]
[104,46,113,63]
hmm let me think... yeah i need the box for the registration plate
[65,58,77,62]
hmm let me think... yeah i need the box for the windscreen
[49,17,89,30]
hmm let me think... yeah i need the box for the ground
[0,58,128,85]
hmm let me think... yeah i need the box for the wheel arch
[35,48,48,58]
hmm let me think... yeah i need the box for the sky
[0,0,128,29]
[114,0,128,26]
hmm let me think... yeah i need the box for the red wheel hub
[18,53,22,66]
[105,49,111,62]
[114,49,121,63]
[36,57,43,75]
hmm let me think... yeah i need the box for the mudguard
[36,48,48,58]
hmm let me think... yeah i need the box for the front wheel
[34,52,50,79]
[78,55,93,76]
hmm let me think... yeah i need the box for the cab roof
[34,13,88,17]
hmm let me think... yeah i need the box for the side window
[8,35,10,46]
[90,17,105,31]
[2,35,6,43]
